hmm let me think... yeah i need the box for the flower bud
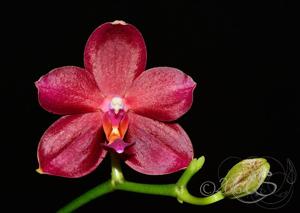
[221,158,270,199]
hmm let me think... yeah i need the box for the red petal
[125,112,193,175]
[84,21,147,96]
[36,66,104,115]
[125,67,196,121]
[37,112,106,178]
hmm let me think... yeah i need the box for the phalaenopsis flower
[36,20,196,178]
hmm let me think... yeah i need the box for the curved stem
[177,156,205,187]
[179,189,224,205]
[57,156,225,212]
[57,181,114,213]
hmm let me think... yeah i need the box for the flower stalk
[57,156,224,213]
[110,154,125,186]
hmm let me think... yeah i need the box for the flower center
[110,97,124,114]
[102,97,133,153]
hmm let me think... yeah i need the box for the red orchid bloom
[36,20,196,178]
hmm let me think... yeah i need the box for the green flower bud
[221,158,270,199]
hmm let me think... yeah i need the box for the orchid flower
[36,20,195,178]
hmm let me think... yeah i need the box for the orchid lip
[104,139,135,154]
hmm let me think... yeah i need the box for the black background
[3,0,298,212]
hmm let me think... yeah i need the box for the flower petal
[84,21,147,96]
[125,112,193,175]
[37,112,106,178]
[125,67,196,121]
[36,66,104,115]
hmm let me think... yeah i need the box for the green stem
[57,181,114,213]
[115,181,177,197]
[177,156,205,187]
[115,181,224,205]
[57,156,225,213]
[179,189,224,205]
[110,153,124,185]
